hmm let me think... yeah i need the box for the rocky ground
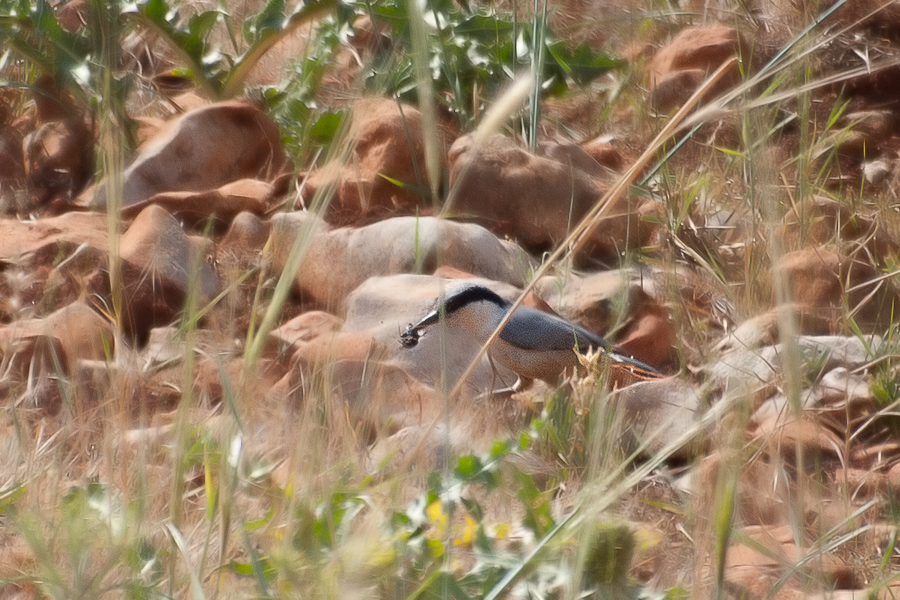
[3,0,900,597]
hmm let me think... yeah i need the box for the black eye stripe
[442,285,509,314]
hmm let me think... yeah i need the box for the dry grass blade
[165,521,207,600]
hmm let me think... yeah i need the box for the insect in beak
[400,323,421,348]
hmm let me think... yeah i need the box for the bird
[400,284,659,392]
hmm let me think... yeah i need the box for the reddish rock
[776,246,898,331]
[0,213,109,320]
[580,137,624,171]
[23,118,94,210]
[86,101,287,209]
[716,304,833,351]
[120,178,276,228]
[755,416,844,464]
[119,205,219,302]
[649,25,747,112]
[782,196,897,263]
[302,99,447,225]
[723,525,801,598]
[88,205,219,343]
[614,302,676,371]
[54,0,88,32]
[0,211,108,259]
[723,524,858,597]
[272,339,440,438]
[886,462,900,495]
[447,133,654,262]
[220,210,271,254]
[293,331,383,367]
[0,301,114,379]
[269,310,344,355]
[840,110,899,149]
[323,359,439,438]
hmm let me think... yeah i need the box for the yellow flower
[426,500,448,539]
[453,516,477,547]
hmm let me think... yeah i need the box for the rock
[447,133,655,262]
[302,99,447,225]
[709,334,880,393]
[716,305,833,351]
[782,197,897,263]
[837,467,890,498]
[269,214,533,310]
[87,101,286,209]
[0,211,108,260]
[292,330,383,368]
[0,212,109,321]
[886,463,900,496]
[688,452,792,527]
[755,415,844,464]
[614,302,675,371]
[649,70,706,115]
[611,377,709,460]
[721,521,859,595]
[751,367,875,429]
[23,118,94,210]
[535,269,674,369]
[839,110,899,154]
[863,159,892,185]
[54,0,88,32]
[776,247,899,330]
[141,326,231,371]
[220,211,271,254]
[648,25,748,113]
[366,394,531,471]
[89,205,219,343]
[119,205,219,302]
[278,352,441,439]
[723,525,802,598]
[580,136,624,171]
[269,310,344,355]
[0,301,114,378]
[120,178,277,229]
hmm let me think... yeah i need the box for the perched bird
[400,284,658,391]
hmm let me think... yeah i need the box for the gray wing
[499,306,611,352]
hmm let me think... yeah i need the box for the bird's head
[400,284,510,347]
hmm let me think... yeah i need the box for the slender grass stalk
[406,0,442,204]
[527,0,546,151]
[90,0,124,363]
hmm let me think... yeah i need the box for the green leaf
[245,508,275,531]
[244,0,286,43]
[141,0,168,21]
[187,10,221,43]
[308,111,342,144]
[545,40,624,86]
[455,454,482,479]
[0,482,26,514]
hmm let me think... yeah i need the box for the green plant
[361,0,623,131]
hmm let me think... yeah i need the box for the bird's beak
[412,308,441,329]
